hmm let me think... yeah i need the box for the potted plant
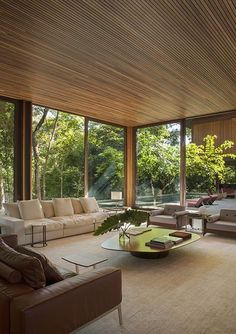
[94,209,149,238]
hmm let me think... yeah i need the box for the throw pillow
[0,261,22,284]
[41,200,55,218]
[17,246,64,285]
[0,238,46,289]
[3,202,21,219]
[79,197,100,213]
[18,199,44,220]
[52,198,74,217]
[71,198,84,214]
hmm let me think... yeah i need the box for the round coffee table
[102,227,201,259]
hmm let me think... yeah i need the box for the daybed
[0,198,114,245]
[0,234,122,334]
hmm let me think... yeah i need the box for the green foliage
[0,102,14,205]
[94,210,149,235]
[186,135,236,192]
[137,124,180,200]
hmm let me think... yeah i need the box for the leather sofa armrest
[173,210,188,217]
[0,217,25,245]
[207,214,220,223]
[11,267,122,334]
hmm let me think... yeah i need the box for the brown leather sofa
[0,234,122,334]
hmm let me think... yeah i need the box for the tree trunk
[41,111,59,199]
[32,108,49,199]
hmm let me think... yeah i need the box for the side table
[31,223,47,247]
[62,254,108,274]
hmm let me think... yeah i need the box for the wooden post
[125,127,136,207]
[180,119,186,206]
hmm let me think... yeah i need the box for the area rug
[40,231,236,334]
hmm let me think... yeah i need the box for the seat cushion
[24,218,63,235]
[206,221,236,232]
[0,238,46,289]
[53,214,93,229]
[149,215,177,225]
[18,199,44,220]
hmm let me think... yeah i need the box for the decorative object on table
[94,209,149,237]
[111,191,123,208]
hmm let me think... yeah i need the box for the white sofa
[0,198,113,245]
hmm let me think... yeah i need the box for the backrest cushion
[0,261,22,284]
[41,200,55,218]
[0,238,46,289]
[17,246,64,285]
[164,205,185,215]
[18,199,44,220]
[79,197,99,213]
[3,203,21,219]
[71,198,84,214]
[220,209,236,222]
[52,198,74,217]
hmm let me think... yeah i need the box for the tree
[186,135,236,192]
[137,125,180,203]
[0,102,14,207]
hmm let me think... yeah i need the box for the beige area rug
[39,231,236,334]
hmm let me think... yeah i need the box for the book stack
[145,237,174,249]
[169,231,192,240]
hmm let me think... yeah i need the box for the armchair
[148,205,188,229]
[204,209,236,236]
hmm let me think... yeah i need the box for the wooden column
[125,127,136,207]
[84,118,89,197]
[14,100,32,201]
[180,119,186,206]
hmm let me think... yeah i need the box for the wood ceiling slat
[0,0,236,126]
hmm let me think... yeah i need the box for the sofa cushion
[0,238,46,289]
[52,215,91,229]
[24,218,63,235]
[71,198,84,214]
[41,200,55,218]
[220,209,236,222]
[149,215,177,225]
[0,261,22,284]
[17,246,64,285]
[52,198,74,217]
[18,199,44,220]
[3,203,21,219]
[79,197,99,213]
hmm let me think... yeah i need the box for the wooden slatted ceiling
[0,0,236,126]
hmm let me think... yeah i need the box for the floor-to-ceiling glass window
[32,105,84,199]
[88,121,125,206]
[136,123,180,207]
[0,100,15,209]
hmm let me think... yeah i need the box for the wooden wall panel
[192,117,236,153]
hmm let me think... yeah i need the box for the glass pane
[32,106,84,199]
[136,123,180,208]
[88,121,125,207]
[0,100,15,209]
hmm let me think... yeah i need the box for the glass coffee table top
[102,227,201,258]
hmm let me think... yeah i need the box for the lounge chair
[186,195,211,208]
